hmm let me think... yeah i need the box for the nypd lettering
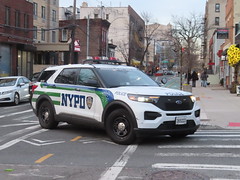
[61,93,91,109]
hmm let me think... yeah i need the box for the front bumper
[134,120,200,136]
[0,94,14,103]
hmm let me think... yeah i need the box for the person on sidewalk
[191,70,198,87]
[185,71,192,84]
[201,71,208,87]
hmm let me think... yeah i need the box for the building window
[33,26,37,39]
[33,3,38,16]
[215,3,220,12]
[52,31,56,42]
[215,17,220,26]
[41,29,45,41]
[15,10,20,27]
[24,14,29,28]
[41,6,46,19]
[61,29,68,41]
[52,10,56,21]
[106,14,109,20]
[5,6,10,25]
[94,14,98,19]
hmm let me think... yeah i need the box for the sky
[59,0,207,25]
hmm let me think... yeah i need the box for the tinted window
[77,69,99,87]
[38,70,56,82]
[55,68,79,84]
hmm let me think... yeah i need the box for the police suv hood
[112,86,191,96]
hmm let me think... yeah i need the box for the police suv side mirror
[86,79,100,87]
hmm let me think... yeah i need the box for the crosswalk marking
[155,153,240,158]
[158,145,240,148]
[152,163,240,171]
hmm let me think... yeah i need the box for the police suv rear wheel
[106,109,136,145]
[38,101,59,129]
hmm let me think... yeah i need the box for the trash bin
[182,84,192,92]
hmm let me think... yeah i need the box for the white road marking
[0,129,47,151]
[13,115,35,121]
[99,145,138,180]
[152,163,240,171]
[0,122,38,128]
[3,103,30,109]
[0,125,40,143]
[155,153,240,158]
[196,131,240,134]
[0,109,32,119]
[190,135,240,137]
[158,145,240,149]
[22,139,65,146]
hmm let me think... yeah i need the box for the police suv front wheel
[105,109,136,145]
[38,101,59,129]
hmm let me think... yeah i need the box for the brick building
[0,0,35,77]
[59,18,110,63]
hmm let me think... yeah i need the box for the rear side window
[38,70,56,82]
[55,68,79,84]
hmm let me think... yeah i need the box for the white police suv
[31,64,200,145]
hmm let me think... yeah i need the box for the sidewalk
[192,81,240,129]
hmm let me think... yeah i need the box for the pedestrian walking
[191,70,198,87]
[185,72,192,84]
[201,71,208,87]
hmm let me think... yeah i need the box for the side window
[23,77,30,84]
[38,70,56,82]
[55,68,79,84]
[18,78,24,85]
[77,69,99,87]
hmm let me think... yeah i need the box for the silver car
[0,76,30,105]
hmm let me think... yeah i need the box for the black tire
[105,109,136,145]
[13,93,20,105]
[38,101,58,129]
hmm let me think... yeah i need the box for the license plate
[175,116,187,125]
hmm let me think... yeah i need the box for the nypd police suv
[31,64,200,145]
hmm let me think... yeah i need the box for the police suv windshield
[95,68,158,88]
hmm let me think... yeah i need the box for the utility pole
[70,0,76,64]
[86,15,90,59]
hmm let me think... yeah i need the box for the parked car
[154,70,164,76]
[0,76,31,105]
[31,64,200,145]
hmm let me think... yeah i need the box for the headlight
[190,95,197,102]
[2,90,13,95]
[128,94,159,103]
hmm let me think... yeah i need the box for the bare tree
[171,13,203,72]
[117,40,129,64]
[140,12,160,69]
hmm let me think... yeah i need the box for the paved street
[0,98,240,179]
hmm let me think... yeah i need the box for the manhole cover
[148,170,209,180]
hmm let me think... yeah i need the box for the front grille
[155,96,194,111]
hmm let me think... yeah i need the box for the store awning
[35,42,70,51]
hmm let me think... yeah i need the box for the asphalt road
[1,102,240,180]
